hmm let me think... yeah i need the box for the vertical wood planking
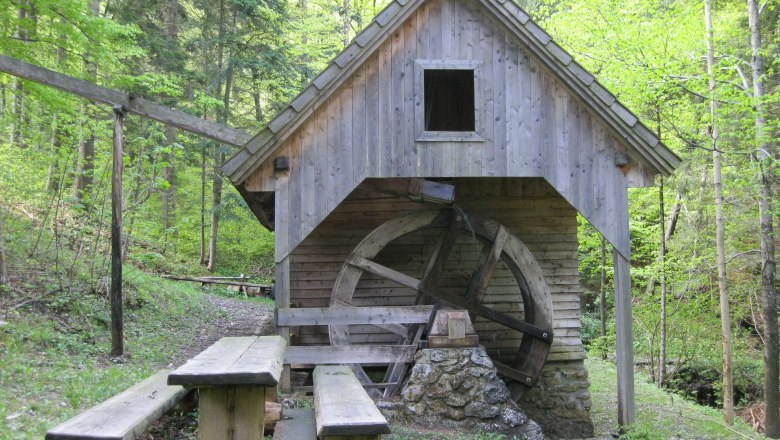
[314,107,328,224]
[288,135,303,249]
[390,28,405,176]
[326,96,341,212]
[403,12,417,176]
[364,54,380,177]
[504,38,520,175]
[301,121,316,234]
[378,42,392,177]
[275,168,290,261]
[352,65,368,184]
[340,79,354,194]
[415,5,432,176]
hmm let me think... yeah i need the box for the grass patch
[586,357,763,439]
[0,269,226,438]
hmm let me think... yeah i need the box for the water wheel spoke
[420,213,462,290]
[348,255,422,290]
[465,224,509,304]
[425,288,553,343]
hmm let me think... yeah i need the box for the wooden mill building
[224,0,680,436]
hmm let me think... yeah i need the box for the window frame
[414,59,484,142]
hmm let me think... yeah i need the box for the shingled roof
[223,0,680,185]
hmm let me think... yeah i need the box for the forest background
[0,0,779,437]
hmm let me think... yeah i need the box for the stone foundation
[509,360,595,439]
[389,347,544,440]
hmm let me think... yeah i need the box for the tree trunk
[200,143,207,265]
[206,0,234,273]
[706,0,734,424]
[0,207,8,286]
[161,0,180,247]
[162,125,176,245]
[749,0,779,435]
[45,114,62,192]
[659,176,667,387]
[343,0,351,46]
[74,1,100,205]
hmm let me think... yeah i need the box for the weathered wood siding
[289,178,585,363]
[245,0,648,261]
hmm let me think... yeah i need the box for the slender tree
[0,207,8,286]
[705,0,734,424]
[748,0,779,435]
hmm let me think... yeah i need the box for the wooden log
[162,274,272,290]
[0,55,251,147]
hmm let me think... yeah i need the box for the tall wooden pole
[110,105,125,357]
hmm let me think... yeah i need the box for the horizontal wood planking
[286,179,583,363]
[285,345,417,365]
[277,305,434,326]
[248,0,640,258]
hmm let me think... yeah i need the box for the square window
[424,69,475,132]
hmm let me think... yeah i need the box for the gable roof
[223,0,681,185]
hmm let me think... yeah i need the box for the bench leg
[199,386,265,440]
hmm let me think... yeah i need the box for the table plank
[168,336,286,387]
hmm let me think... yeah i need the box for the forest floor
[142,294,763,440]
[0,280,765,439]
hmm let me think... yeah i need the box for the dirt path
[170,294,275,367]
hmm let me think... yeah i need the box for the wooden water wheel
[328,208,554,393]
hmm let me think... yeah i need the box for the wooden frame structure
[225,0,680,432]
[229,0,680,434]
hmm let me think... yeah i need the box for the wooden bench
[46,370,190,440]
[313,365,390,439]
[168,335,286,440]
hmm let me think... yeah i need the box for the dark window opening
[424,69,475,132]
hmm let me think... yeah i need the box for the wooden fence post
[110,105,125,357]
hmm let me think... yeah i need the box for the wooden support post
[275,257,291,392]
[199,386,265,440]
[614,247,636,427]
[110,105,125,357]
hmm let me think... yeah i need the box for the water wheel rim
[329,208,554,386]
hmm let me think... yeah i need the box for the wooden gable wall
[243,0,650,261]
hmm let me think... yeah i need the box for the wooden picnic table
[168,336,286,440]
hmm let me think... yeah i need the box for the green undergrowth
[0,266,227,439]
[586,357,763,440]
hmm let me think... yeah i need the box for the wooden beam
[614,247,636,427]
[0,55,251,147]
[465,225,509,304]
[110,106,124,357]
[276,305,434,326]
